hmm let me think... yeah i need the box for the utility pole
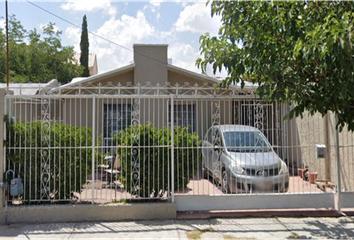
[5,0,10,90]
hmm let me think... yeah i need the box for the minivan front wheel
[221,169,230,194]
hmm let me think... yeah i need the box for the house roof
[0,82,56,95]
[167,64,221,84]
[50,62,258,93]
[49,63,135,93]
[167,64,258,91]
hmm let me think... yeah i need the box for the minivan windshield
[224,131,272,153]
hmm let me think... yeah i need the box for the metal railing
[2,82,353,209]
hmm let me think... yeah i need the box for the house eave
[167,64,258,92]
[49,63,135,93]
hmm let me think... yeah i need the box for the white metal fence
[2,82,354,210]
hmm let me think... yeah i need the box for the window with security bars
[103,104,132,147]
[168,104,196,133]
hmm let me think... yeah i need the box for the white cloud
[168,43,200,72]
[174,2,221,35]
[94,11,154,46]
[0,19,5,30]
[154,30,177,43]
[150,2,161,7]
[89,10,155,72]
[65,27,81,52]
[142,2,161,22]
[62,1,226,78]
[149,0,189,7]
[61,1,117,17]
[205,63,228,78]
[156,12,161,21]
[168,42,227,78]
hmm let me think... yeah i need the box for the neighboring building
[74,53,98,76]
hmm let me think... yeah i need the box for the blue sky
[0,0,226,77]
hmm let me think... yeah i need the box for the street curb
[177,209,350,220]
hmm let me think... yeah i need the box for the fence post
[0,89,5,223]
[170,94,174,203]
[324,112,331,181]
[91,95,96,204]
[334,114,341,213]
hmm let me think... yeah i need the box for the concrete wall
[96,70,133,87]
[1,203,176,224]
[134,44,168,86]
[293,111,354,191]
[334,117,354,192]
[292,112,329,181]
[175,194,335,211]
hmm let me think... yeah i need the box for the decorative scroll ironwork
[254,101,264,131]
[211,101,222,182]
[233,101,240,125]
[47,81,256,97]
[130,98,140,197]
[211,101,220,126]
[41,99,51,199]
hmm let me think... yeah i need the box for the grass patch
[186,227,214,240]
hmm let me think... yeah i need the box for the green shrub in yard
[115,123,201,199]
[5,117,98,202]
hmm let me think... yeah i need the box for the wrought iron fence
[2,82,353,208]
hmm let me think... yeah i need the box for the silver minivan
[201,125,289,193]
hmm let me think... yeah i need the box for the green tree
[80,15,90,77]
[0,15,83,84]
[197,1,354,131]
[0,28,6,80]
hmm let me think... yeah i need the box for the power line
[25,0,172,67]
[26,0,131,52]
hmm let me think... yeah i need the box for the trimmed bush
[5,117,97,202]
[115,123,201,199]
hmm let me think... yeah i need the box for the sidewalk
[1,216,354,239]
